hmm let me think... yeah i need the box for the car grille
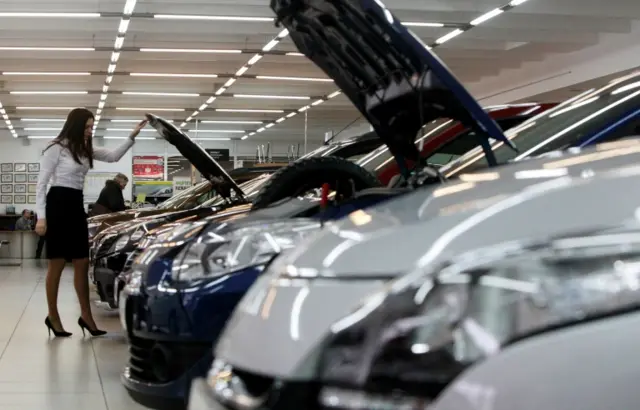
[128,336,212,384]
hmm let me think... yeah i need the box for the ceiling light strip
[0,101,18,138]
[179,28,290,128]
[95,0,138,131]
[239,0,530,141]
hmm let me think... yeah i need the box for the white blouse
[35,138,135,217]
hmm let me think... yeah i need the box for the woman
[35,108,147,338]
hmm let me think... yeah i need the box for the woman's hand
[129,119,149,140]
[35,219,47,236]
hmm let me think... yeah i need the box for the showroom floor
[0,261,144,410]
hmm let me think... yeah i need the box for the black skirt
[45,186,89,260]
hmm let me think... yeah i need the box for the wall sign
[205,149,230,162]
[132,155,165,180]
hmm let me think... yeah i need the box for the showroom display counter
[0,231,44,259]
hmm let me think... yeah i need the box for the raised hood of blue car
[270,0,515,164]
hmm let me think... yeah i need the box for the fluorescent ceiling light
[114,37,125,50]
[216,109,284,113]
[286,112,297,118]
[116,107,185,111]
[241,136,249,140]
[200,120,262,124]
[27,136,55,139]
[193,138,232,141]
[198,104,208,111]
[206,96,216,104]
[509,0,528,5]
[235,67,249,77]
[0,46,94,51]
[20,118,65,122]
[402,22,444,27]
[153,14,273,22]
[123,0,137,15]
[0,12,99,18]
[234,94,310,100]
[247,54,263,65]
[122,91,200,97]
[256,75,332,82]
[106,128,155,132]
[265,123,274,129]
[131,73,219,78]
[140,48,242,54]
[10,91,88,95]
[286,52,304,56]
[2,71,90,76]
[262,39,280,52]
[187,129,244,133]
[101,136,156,140]
[435,29,464,44]
[327,91,342,99]
[215,88,227,96]
[23,128,61,131]
[224,78,237,87]
[311,99,324,106]
[16,107,76,110]
[118,19,130,33]
[470,8,504,25]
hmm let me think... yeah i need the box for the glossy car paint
[213,140,640,383]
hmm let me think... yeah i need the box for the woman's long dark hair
[44,108,95,168]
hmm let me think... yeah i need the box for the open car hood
[145,113,245,200]
[271,0,515,164]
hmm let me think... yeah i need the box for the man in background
[90,173,128,216]
[15,209,34,231]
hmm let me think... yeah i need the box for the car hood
[214,140,640,379]
[271,0,514,163]
[146,113,245,200]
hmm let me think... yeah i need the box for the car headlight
[172,220,321,282]
[88,223,100,239]
[131,229,145,242]
[112,235,131,252]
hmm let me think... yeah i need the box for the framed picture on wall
[27,195,36,204]
[1,174,12,183]
[1,185,12,194]
[14,184,26,194]
[28,174,38,183]
[14,195,26,204]
[28,184,36,193]
[14,174,27,183]
[14,163,26,173]
[1,164,12,173]
[28,163,40,173]
[0,195,11,204]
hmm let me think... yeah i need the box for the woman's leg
[46,258,67,330]
[72,257,98,328]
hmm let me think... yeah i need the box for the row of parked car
[87,1,640,409]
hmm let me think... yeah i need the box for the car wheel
[252,156,381,210]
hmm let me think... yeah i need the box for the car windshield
[299,132,383,161]
[156,181,209,210]
[412,223,640,363]
[442,72,640,176]
[200,175,271,207]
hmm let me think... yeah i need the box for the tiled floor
[0,260,146,410]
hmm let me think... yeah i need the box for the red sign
[132,156,165,180]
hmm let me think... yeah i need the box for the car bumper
[188,379,221,410]
[122,345,213,410]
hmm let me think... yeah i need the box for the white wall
[0,136,326,213]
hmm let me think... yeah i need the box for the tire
[252,156,381,210]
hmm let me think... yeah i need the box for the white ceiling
[0,0,639,144]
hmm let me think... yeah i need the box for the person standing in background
[15,209,34,231]
[90,173,129,216]
[35,107,147,338]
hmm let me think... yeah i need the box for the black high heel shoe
[77,317,107,337]
[44,317,72,338]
